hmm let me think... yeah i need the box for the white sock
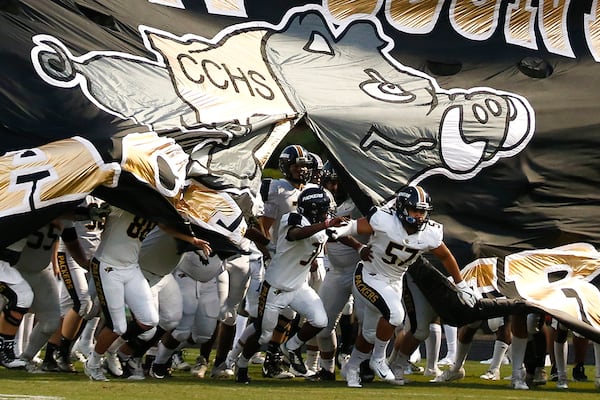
[443,324,457,360]
[489,340,509,372]
[372,337,389,361]
[554,341,568,379]
[453,339,472,371]
[425,323,441,370]
[511,336,528,379]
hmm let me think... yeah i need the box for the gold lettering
[505,0,538,50]
[584,0,600,62]
[387,0,445,34]
[450,0,502,41]
[538,0,575,58]
[326,0,380,22]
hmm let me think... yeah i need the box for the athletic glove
[326,219,358,240]
[456,280,477,308]
[89,202,111,222]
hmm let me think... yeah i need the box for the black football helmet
[321,161,348,203]
[278,145,311,184]
[395,185,433,230]
[308,152,324,184]
[297,187,331,224]
[321,160,338,184]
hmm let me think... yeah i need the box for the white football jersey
[364,205,443,281]
[262,179,302,252]
[58,195,104,258]
[94,207,156,267]
[265,212,327,291]
[16,220,71,273]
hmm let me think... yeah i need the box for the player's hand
[78,298,93,317]
[358,245,373,262]
[89,202,111,222]
[324,216,349,228]
[456,280,477,308]
[192,237,212,257]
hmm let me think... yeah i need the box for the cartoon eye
[472,104,489,124]
[360,68,415,103]
[304,32,334,55]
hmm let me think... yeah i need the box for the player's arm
[159,223,212,257]
[287,215,348,241]
[432,242,477,307]
[430,242,463,284]
[258,215,275,241]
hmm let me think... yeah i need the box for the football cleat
[262,351,294,379]
[211,361,234,378]
[556,378,569,389]
[171,350,191,371]
[369,357,395,382]
[55,354,77,373]
[341,363,362,388]
[235,367,251,384]
[84,360,109,381]
[191,355,208,378]
[511,378,529,390]
[149,362,170,379]
[532,367,547,385]
[280,344,307,376]
[430,367,465,383]
[103,351,123,377]
[0,338,26,369]
[122,357,145,380]
[437,357,454,367]
[480,369,500,381]
[40,358,61,372]
[423,366,442,377]
[573,362,588,382]
[306,368,335,382]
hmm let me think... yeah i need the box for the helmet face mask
[395,185,433,231]
[279,145,311,184]
[321,160,347,203]
[297,187,332,224]
[307,153,324,185]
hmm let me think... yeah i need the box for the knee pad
[112,321,127,336]
[413,324,430,342]
[258,329,274,346]
[191,332,212,344]
[171,329,191,343]
[2,305,28,327]
[18,287,34,309]
[487,317,503,332]
[138,326,156,342]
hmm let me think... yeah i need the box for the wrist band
[357,245,367,254]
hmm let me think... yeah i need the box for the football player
[84,206,211,381]
[234,187,348,383]
[258,144,312,379]
[0,239,32,369]
[312,161,368,381]
[327,185,477,388]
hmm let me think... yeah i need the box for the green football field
[0,358,599,400]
